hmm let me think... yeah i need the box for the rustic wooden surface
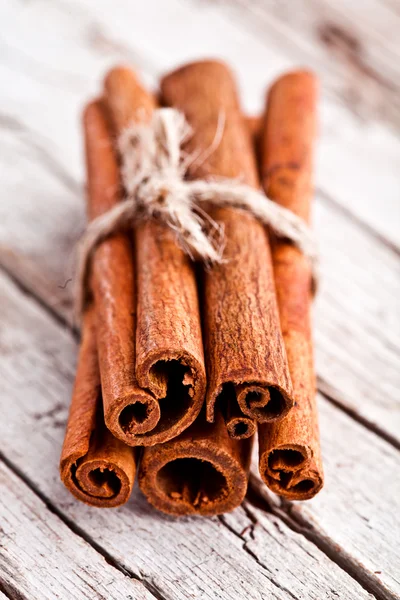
[0,1,399,599]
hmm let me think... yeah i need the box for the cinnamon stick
[60,308,137,507]
[139,409,253,516]
[246,115,262,156]
[161,60,293,439]
[83,99,160,444]
[257,71,323,500]
[103,67,206,445]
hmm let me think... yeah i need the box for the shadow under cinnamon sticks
[139,408,253,516]
[83,76,206,447]
[161,60,294,440]
[60,309,138,507]
[256,71,324,500]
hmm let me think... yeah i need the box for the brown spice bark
[257,70,323,500]
[83,99,161,444]
[161,60,293,439]
[103,67,206,445]
[139,409,253,516]
[246,115,262,156]
[60,308,137,507]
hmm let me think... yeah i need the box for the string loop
[76,108,318,319]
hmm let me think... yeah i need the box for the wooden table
[0,1,399,598]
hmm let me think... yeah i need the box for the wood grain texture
[0,271,375,599]
[0,0,398,597]
[193,0,400,131]
[295,400,400,599]
[0,0,397,440]
[184,0,400,248]
[222,506,376,600]
[1,0,398,249]
[249,397,400,600]
[0,462,154,600]
[0,0,398,445]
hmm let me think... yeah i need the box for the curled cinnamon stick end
[259,445,322,500]
[218,383,256,439]
[139,410,253,516]
[103,67,206,446]
[161,60,293,437]
[60,309,137,507]
[83,100,161,443]
[257,70,324,500]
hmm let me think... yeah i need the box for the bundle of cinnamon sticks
[60,60,323,515]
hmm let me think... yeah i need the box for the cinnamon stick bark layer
[103,67,206,445]
[257,71,323,500]
[60,309,137,507]
[161,60,293,440]
[139,410,253,516]
[246,115,262,157]
[83,99,161,444]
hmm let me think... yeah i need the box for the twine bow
[75,108,318,319]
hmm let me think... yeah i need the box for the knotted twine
[75,108,318,321]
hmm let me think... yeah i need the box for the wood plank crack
[0,262,75,336]
[246,477,388,600]
[318,188,400,257]
[318,379,400,451]
[0,579,24,600]
[218,515,297,599]
[0,206,397,596]
[0,452,164,600]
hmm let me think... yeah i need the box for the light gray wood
[314,195,400,446]
[1,0,399,248]
[297,400,400,599]
[0,1,399,598]
[0,462,155,600]
[249,394,400,600]
[0,270,375,600]
[198,0,400,130]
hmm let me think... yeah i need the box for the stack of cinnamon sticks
[60,60,323,515]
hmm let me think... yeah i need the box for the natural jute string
[75,108,318,320]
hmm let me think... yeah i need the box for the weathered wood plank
[186,0,400,248]
[313,195,400,446]
[0,1,398,595]
[295,400,400,599]
[1,3,399,441]
[198,0,400,130]
[247,394,400,600]
[1,0,399,247]
[0,271,375,600]
[0,462,155,600]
